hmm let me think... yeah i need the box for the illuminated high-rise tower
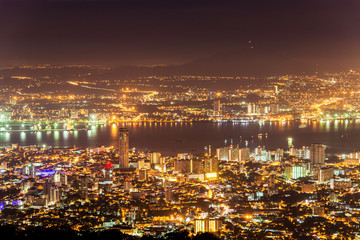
[119,128,129,169]
[80,175,88,200]
[213,99,221,116]
[103,162,113,192]
[205,156,218,173]
[310,143,325,165]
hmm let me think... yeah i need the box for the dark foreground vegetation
[0,226,220,240]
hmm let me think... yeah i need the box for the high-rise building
[49,186,60,204]
[275,148,284,161]
[174,159,191,174]
[80,175,88,200]
[43,180,53,202]
[247,104,255,115]
[150,152,161,165]
[254,146,272,162]
[139,169,148,181]
[268,174,276,188]
[217,146,240,161]
[239,148,250,162]
[330,178,351,190]
[177,153,192,160]
[247,104,278,115]
[165,189,173,202]
[23,163,36,178]
[205,156,218,173]
[104,163,113,181]
[103,163,113,192]
[310,143,325,165]
[53,171,61,186]
[213,100,221,116]
[119,128,129,169]
[349,152,360,160]
[194,218,222,234]
[301,182,316,193]
[317,167,333,184]
[285,165,307,181]
[190,158,203,174]
[60,173,68,186]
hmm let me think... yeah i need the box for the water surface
[0,120,358,155]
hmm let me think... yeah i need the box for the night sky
[1,0,360,72]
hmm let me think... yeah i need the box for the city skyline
[1,0,360,239]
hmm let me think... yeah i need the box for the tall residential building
[274,85,279,94]
[80,175,88,200]
[205,156,218,173]
[119,128,129,169]
[49,186,60,204]
[247,104,278,115]
[317,167,333,184]
[190,158,203,174]
[275,148,284,161]
[194,218,222,234]
[53,171,60,182]
[254,146,272,162]
[139,169,148,181]
[23,163,36,178]
[174,159,191,174]
[150,152,161,165]
[103,163,113,192]
[165,189,173,202]
[285,165,307,181]
[43,180,53,200]
[239,148,250,162]
[247,104,255,115]
[310,143,325,165]
[213,100,221,116]
[217,146,247,162]
[349,152,360,160]
[60,173,68,186]
[268,174,276,188]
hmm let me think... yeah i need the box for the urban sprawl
[0,131,360,239]
[1,65,360,239]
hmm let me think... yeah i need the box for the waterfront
[0,120,359,155]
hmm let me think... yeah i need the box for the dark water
[0,120,359,155]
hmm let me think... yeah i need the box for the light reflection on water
[0,120,359,154]
[20,132,26,142]
[36,131,42,141]
[334,120,339,131]
[4,132,10,142]
[325,120,331,132]
[110,123,117,139]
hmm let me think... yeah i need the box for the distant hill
[178,46,316,76]
[101,47,333,77]
[0,46,357,79]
